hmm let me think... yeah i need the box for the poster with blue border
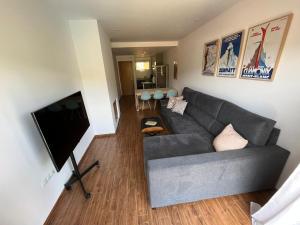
[240,14,292,81]
[218,31,244,77]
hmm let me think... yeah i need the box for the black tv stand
[64,152,99,199]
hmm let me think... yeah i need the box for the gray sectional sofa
[143,87,290,208]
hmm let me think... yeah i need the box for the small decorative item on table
[141,117,164,136]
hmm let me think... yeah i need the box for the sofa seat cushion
[169,115,214,142]
[161,106,214,141]
[144,133,214,162]
[217,101,276,146]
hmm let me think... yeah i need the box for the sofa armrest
[146,145,289,207]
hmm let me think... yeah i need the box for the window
[136,61,150,71]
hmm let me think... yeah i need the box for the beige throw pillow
[171,100,188,115]
[213,124,248,151]
[167,96,183,109]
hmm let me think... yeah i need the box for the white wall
[112,53,122,97]
[163,47,178,85]
[0,1,94,225]
[113,53,122,99]
[69,20,117,133]
[164,0,300,186]
[97,22,120,127]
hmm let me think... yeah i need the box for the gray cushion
[182,87,224,118]
[185,104,224,136]
[144,133,214,162]
[168,114,214,140]
[160,105,214,142]
[217,101,276,146]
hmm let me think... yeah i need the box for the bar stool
[166,89,178,98]
[153,90,164,110]
[140,91,151,110]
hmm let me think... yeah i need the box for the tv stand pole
[64,152,99,199]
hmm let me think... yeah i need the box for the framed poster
[240,14,293,81]
[202,39,220,76]
[218,30,244,78]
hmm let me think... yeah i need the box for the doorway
[118,61,134,96]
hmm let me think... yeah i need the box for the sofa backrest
[183,88,225,136]
[183,87,223,118]
[266,128,281,146]
[182,87,277,146]
[217,101,276,146]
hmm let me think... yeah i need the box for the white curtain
[251,164,300,225]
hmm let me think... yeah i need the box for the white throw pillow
[213,124,248,151]
[167,96,183,109]
[171,100,188,115]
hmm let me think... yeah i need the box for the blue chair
[167,89,177,98]
[140,91,151,110]
[153,90,164,110]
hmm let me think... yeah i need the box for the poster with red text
[240,14,292,81]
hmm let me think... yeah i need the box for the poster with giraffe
[240,14,292,81]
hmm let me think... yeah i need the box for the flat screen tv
[32,91,90,172]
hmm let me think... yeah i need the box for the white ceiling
[48,0,242,42]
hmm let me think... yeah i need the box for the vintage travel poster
[218,31,244,77]
[202,40,219,76]
[240,14,292,81]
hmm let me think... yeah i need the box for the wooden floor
[45,96,272,225]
